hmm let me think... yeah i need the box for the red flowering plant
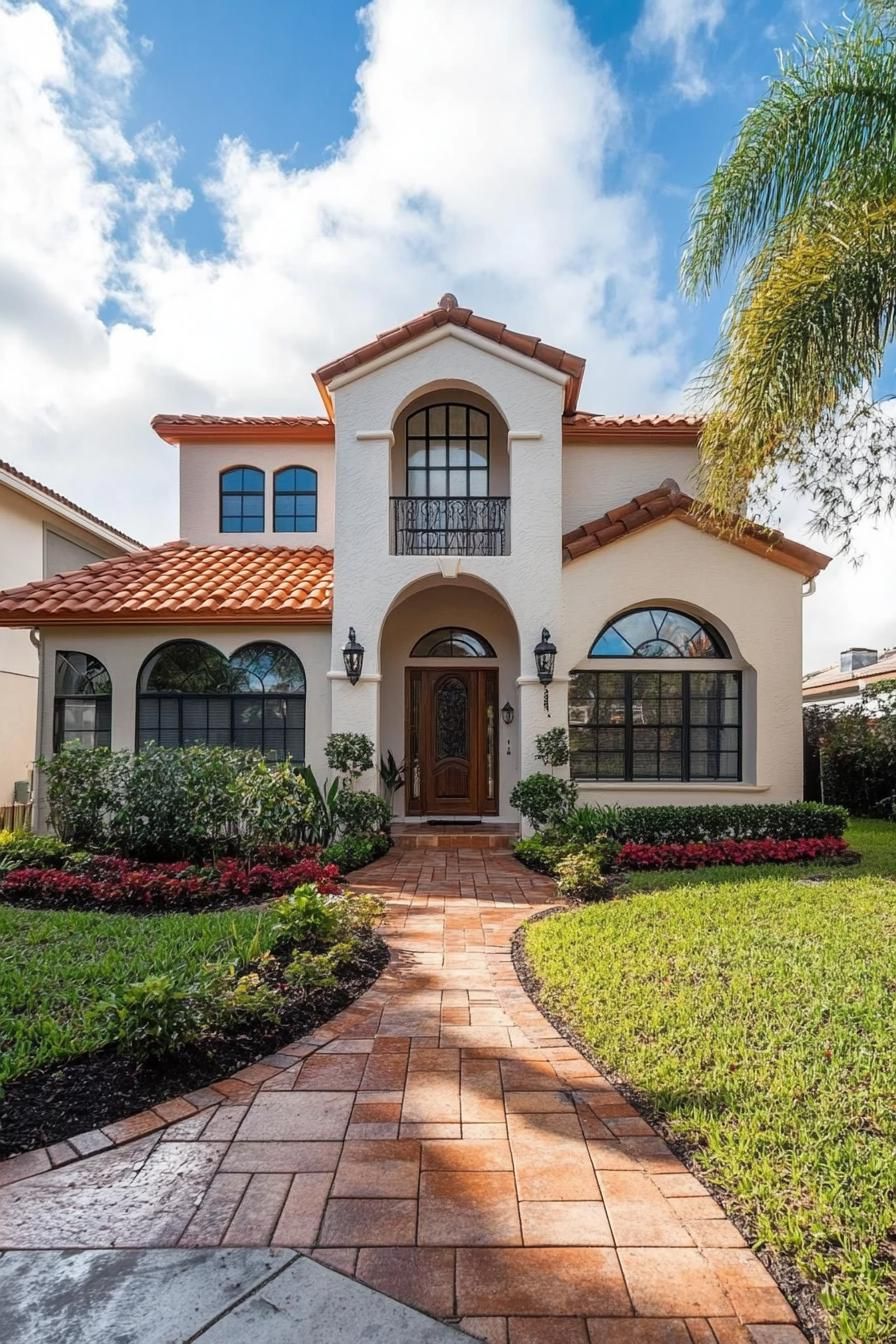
[617,835,849,871]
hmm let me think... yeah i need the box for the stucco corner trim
[355,430,395,446]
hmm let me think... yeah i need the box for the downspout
[29,628,44,826]
[800,580,820,798]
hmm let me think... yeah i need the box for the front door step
[391,821,519,850]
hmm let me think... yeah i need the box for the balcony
[391,496,509,557]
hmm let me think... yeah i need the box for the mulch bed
[511,909,829,1344]
[0,933,389,1160]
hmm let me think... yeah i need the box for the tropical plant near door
[681,0,896,550]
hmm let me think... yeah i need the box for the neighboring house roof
[802,650,896,698]
[0,459,142,550]
[151,410,702,445]
[152,415,335,444]
[562,479,830,579]
[0,541,333,625]
[313,294,587,416]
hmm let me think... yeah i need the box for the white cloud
[0,0,888,671]
[633,0,725,101]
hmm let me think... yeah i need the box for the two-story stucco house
[0,460,140,814]
[0,297,830,830]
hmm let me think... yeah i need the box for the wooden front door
[405,667,498,816]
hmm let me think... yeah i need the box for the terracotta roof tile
[562,413,703,442]
[151,415,335,444]
[0,459,141,548]
[314,294,587,415]
[0,542,333,626]
[563,479,830,579]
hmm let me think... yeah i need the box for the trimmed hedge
[604,802,848,845]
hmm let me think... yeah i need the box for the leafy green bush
[815,686,896,818]
[41,744,314,861]
[333,889,386,935]
[212,969,283,1029]
[552,804,624,845]
[510,773,578,829]
[270,884,343,948]
[102,974,200,1060]
[0,830,70,872]
[595,801,848,844]
[284,949,339,995]
[555,851,611,901]
[331,788,391,837]
[534,728,569,770]
[513,833,619,877]
[322,833,390,873]
[324,732,374,783]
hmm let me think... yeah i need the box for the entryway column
[516,672,571,833]
[328,670,381,793]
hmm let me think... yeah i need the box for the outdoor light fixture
[501,701,514,725]
[342,628,364,685]
[534,627,557,715]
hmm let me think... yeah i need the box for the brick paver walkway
[0,849,805,1343]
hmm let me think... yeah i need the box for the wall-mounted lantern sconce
[534,627,557,715]
[501,701,514,726]
[342,628,364,685]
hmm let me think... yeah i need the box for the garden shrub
[618,835,849,870]
[331,788,391,838]
[513,833,618,877]
[270,883,344,948]
[814,685,896,818]
[555,851,611,901]
[322,833,390,873]
[510,773,578,829]
[570,802,848,845]
[102,974,201,1060]
[41,744,315,861]
[324,732,375,784]
[285,950,339,995]
[534,727,570,770]
[0,830,70,871]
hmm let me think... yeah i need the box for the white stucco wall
[0,487,127,804]
[561,441,700,534]
[328,327,568,792]
[378,579,520,818]
[34,622,332,828]
[179,441,336,549]
[556,517,806,804]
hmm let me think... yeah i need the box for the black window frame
[589,607,729,659]
[569,670,742,783]
[136,639,306,762]
[219,465,265,534]
[405,403,490,499]
[273,465,318,534]
[53,650,112,751]
[410,627,497,658]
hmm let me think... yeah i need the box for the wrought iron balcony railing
[391,496,509,556]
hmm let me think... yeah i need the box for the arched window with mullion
[406,403,489,498]
[54,651,112,750]
[274,466,317,533]
[220,466,265,533]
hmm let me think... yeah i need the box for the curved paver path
[0,848,805,1343]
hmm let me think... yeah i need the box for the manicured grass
[524,819,896,1344]
[0,904,277,1088]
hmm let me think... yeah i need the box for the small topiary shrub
[322,833,390,873]
[555,851,611,901]
[534,728,570,770]
[324,733,375,784]
[331,789,391,837]
[510,773,578,829]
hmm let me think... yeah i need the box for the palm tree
[681,0,896,549]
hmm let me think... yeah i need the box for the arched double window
[570,607,741,783]
[410,627,496,658]
[220,466,264,533]
[54,651,112,750]
[274,466,317,533]
[137,639,306,760]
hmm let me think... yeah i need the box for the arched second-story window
[54,651,112,750]
[274,466,317,533]
[220,466,264,533]
[570,607,740,784]
[137,639,306,760]
[406,403,489,497]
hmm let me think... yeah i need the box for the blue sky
[1,0,891,669]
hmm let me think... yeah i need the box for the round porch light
[342,628,365,685]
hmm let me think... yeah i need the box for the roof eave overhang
[562,423,703,445]
[316,324,579,414]
[0,611,333,628]
[0,469,143,552]
[151,419,335,445]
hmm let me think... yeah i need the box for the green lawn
[0,905,277,1088]
[524,819,896,1344]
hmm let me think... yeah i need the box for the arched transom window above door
[406,403,489,498]
[410,627,496,658]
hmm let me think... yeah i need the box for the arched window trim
[589,607,729,660]
[405,402,490,498]
[219,465,265,534]
[54,650,112,751]
[410,627,497,658]
[273,465,318,534]
[137,639,306,761]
